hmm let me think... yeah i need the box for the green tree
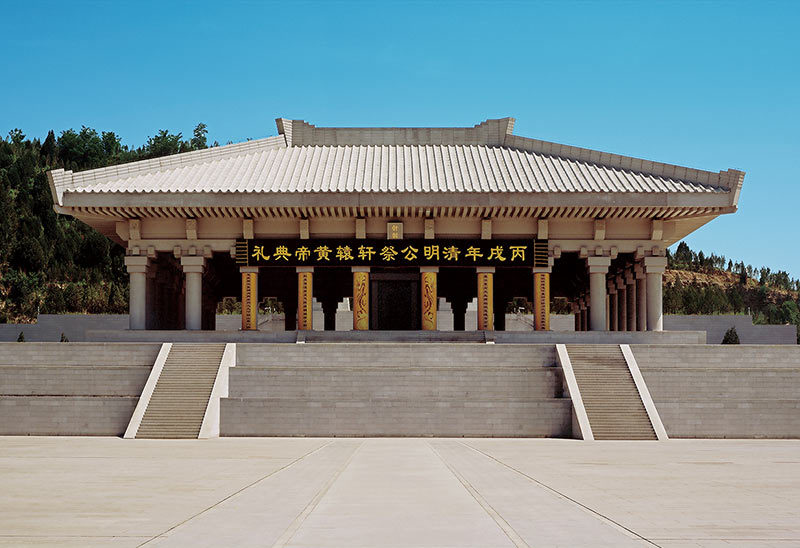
[191,123,208,150]
[780,300,800,325]
[145,130,184,158]
[722,326,740,344]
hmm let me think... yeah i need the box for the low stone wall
[0,343,159,436]
[663,315,796,344]
[633,345,800,438]
[221,398,572,437]
[0,397,139,436]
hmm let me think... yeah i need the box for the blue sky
[2,1,799,276]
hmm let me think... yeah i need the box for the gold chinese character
[465,246,484,261]
[443,246,460,261]
[358,245,375,260]
[380,245,398,261]
[295,246,311,261]
[509,245,527,261]
[314,245,332,261]
[401,245,418,260]
[251,245,270,261]
[336,245,354,261]
[488,246,506,262]
[274,245,291,261]
[424,245,439,260]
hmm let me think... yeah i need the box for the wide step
[567,345,656,440]
[135,344,225,439]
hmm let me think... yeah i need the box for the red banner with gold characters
[236,239,548,268]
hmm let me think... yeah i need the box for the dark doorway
[370,270,420,330]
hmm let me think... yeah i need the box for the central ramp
[566,345,656,440]
[221,343,571,437]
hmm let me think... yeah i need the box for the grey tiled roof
[48,118,741,206]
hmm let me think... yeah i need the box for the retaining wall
[633,345,800,438]
[222,343,571,437]
[0,343,160,436]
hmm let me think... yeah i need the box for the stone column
[297,267,313,330]
[572,303,580,331]
[146,267,156,329]
[181,256,205,331]
[477,267,494,331]
[421,267,438,331]
[607,280,617,331]
[616,276,627,332]
[580,298,588,331]
[587,257,610,331]
[533,270,551,330]
[125,256,149,330]
[644,256,667,331]
[626,270,637,332]
[240,266,258,331]
[635,263,647,331]
[352,267,369,330]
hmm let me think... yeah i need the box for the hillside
[0,125,210,323]
[664,243,800,338]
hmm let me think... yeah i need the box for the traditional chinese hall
[47,117,744,334]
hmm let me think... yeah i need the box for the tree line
[0,124,210,322]
[665,242,800,339]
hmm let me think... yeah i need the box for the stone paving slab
[0,437,799,547]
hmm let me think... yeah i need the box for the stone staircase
[222,343,572,437]
[135,344,226,439]
[566,345,656,440]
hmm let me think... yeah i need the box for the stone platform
[82,329,707,344]
[1,437,798,547]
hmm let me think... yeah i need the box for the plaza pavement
[0,437,798,547]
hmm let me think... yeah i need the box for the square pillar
[616,276,627,332]
[477,267,494,331]
[533,267,551,331]
[297,267,314,330]
[240,266,258,331]
[352,267,370,330]
[625,270,637,332]
[587,257,610,331]
[181,256,205,331]
[124,256,150,330]
[572,303,580,331]
[421,267,438,331]
[146,267,156,329]
[635,263,647,331]
[607,280,618,331]
[644,256,667,331]
[580,298,588,332]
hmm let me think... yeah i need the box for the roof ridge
[276,118,516,147]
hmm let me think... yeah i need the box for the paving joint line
[427,440,529,548]
[137,439,336,546]
[271,440,364,548]
[458,440,661,548]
